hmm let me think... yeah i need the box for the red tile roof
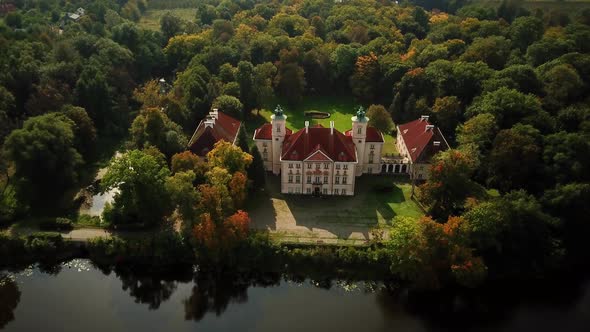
[398,118,449,163]
[281,125,357,162]
[253,123,293,140]
[344,126,384,142]
[188,111,241,156]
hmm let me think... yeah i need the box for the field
[244,95,399,155]
[138,8,196,31]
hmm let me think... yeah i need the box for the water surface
[1,260,590,332]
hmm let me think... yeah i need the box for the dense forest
[1,0,590,288]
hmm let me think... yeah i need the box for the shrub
[39,217,74,231]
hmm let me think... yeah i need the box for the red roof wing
[398,118,449,162]
[188,111,241,156]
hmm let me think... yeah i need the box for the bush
[39,218,74,231]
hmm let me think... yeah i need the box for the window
[296,164,301,169]
[357,127,362,134]
[263,150,268,161]
[288,188,293,193]
[336,164,341,170]
[306,188,311,194]
[343,164,348,170]
[368,167,372,174]
[342,176,347,184]
[323,188,328,195]
[296,188,301,194]
[315,163,320,169]
[370,144,375,150]
[288,175,293,183]
[307,163,312,169]
[342,189,347,195]
[335,176,340,184]
[324,163,329,169]
[369,151,374,164]
[289,163,293,168]
[296,175,300,183]
[334,189,339,195]
[315,176,320,183]
[323,176,328,184]
[276,125,281,133]
[307,176,311,184]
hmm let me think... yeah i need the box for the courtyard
[248,174,424,245]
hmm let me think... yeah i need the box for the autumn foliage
[192,210,251,261]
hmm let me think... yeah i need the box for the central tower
[271,105,286,174]
[351,106,368,176]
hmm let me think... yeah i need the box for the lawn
[138,8,197,31]
[244,95,398,154]
[250,174,423,228]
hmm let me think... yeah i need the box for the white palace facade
[253,106,384,196]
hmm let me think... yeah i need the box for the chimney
[330,121,334,135]
[433,141,440,146]
[305,121,309,134]
[420,115,429,121]
[210,108,219,119]
[425,125,434,131]
[204,118,215,128]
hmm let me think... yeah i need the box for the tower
[351,106,368,176]
[271,105,287,174]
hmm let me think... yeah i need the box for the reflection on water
[2,260,590,332]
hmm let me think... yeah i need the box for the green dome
[273,104,286,119]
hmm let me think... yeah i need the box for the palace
[253,106,384,196]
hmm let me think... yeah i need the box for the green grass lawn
[250,175,423,228]
[139,8,197,31]
[244,95,398,153]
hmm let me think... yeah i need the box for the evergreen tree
[248,145,266,189]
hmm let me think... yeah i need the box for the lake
[2,259,590,331]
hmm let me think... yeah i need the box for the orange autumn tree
[387,215,487,289]
[350,52,380,101]
[229,172,247,209]
[192,210,251,262]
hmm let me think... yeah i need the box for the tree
[236,61,255,113]
[431,96,461,138]
[543,131,590,184]
[62,105,97,158]
[456,113,498,154]
[160,12,183,42]
[350,52,380,101]
[418,149,481,219]
[253,62,277,108]
[466,87,543,130]
[192,210,251,262]
[237,126,249,153]
[461,36,511,69]
[541,64,583,108]
[464,191,561,276]
[4,113,83,209]
[166,171,200,223]
[248,145,266,189]
[171,151,209,184]
[275,62,305,105]
[212,95,243,120]
[75,63,112,132]
[101,150,172,226]
[229,172,247,209]
[206,141,253,174]
[174,64,211,119]
[487,125,542,193]
[130,108,187,157]
[510,16,544,51]
[366,104,394,134]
